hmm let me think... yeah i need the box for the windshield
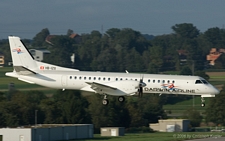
[195,79,208,84]
[195,80,202,84]
[201,80,208,84]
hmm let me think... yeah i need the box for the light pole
[35,110,38,128]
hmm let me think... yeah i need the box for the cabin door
[61,75,67,86]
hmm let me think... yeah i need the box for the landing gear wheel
[201,97,205,107]
[118,96,125,102]
[201,103,205,107]
[102,99,109,105]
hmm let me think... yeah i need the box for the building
[29,49,50,62]
[149,119,190,132]
[206,48,225,65]
[177,50,188,65]
[69,33,82,43]
[101,127,125,136]
[0,124,93,141]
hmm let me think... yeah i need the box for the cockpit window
[201,80,208,84]
[195,80,203,84]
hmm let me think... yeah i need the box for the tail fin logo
[12,48,23,54]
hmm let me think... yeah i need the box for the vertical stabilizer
[8,36,37,70]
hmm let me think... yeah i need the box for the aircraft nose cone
[215,87,220,94]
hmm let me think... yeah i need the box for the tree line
[0,89,166,132]
[1,23,225,73]
[1,86,225,129]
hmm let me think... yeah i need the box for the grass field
[72,132,225,141]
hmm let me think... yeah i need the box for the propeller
[138,75,146,97]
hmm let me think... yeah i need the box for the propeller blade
[140,87,143,97]
[138,74,145,97]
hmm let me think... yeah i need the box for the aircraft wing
[86,80,139,96]
[86,82,117,91]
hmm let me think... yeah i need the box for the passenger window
[158,80,160,83]
[148,79,150,83]
[120,78,123,80]
[79,76,82,80]
[89,77,91,80]
[108,78,110,81]
[70,76,72,79]
[74,76,77,79]
[167,80,170,83]
[116,78,118,81]
[135,79,137,81]
[94,77,96,80]
[98,77,101,80]
[84,77,86,80]
[153,80,155,83]
[172,80,175,83]
[103,78,105,81]
[162,80,165,83]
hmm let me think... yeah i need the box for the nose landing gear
[201,97,205,107]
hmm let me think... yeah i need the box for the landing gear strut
[102,95,109,105]
[201,97,205,107]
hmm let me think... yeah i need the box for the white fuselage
[6,36,220,106]
[8,69,219,97]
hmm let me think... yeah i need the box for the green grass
[163,97,208,116]
[72,132,225,141]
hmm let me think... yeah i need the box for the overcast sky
[1,0,225,39]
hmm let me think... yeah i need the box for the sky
[1,0,225,39]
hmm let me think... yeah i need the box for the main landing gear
[102,95,109,105]
[102,95,125,105]
[201,97,205,107]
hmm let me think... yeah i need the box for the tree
[32,28,50,47]
[88,95,130,130]
[40,98,63,124]
[172,23,200,39]
[180,66,192,75]
[53,90,90,124]
[67,29,74,36]
[147,46,164,73]
[203,27,225,47]
[137,95,167,124]
[205,83,225,125]
[126,99,144,127]
[183,108,202,127]
[44,36,74,67]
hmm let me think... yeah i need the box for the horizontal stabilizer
[18,78,35,84]
[14,66,37,75]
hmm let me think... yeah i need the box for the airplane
[5,36,220,107]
